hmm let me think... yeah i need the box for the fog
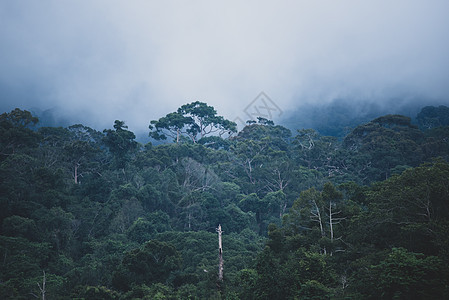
[1,0,449,135]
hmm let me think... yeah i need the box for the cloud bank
[1,0,449,133]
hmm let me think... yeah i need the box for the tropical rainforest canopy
[1,103,449,299]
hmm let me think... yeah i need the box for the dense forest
[1,103,449,299]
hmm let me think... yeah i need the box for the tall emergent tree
[0,108,39,159]
[103,120,138,169]
[149,101,237,144]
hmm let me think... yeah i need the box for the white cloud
[1,0,449,132]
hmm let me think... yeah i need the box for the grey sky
[1,0,449,133]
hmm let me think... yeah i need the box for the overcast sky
[1,0,449,133]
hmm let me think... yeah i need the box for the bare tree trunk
[188,211,191,230]
[329,202,334,242]
[311,200,326,255]
[280,202,287,218]
[327,201,345,256]
[217,224,223,282]
[312,200,324,237]
[37,270,46,300]
[74,163,78,184]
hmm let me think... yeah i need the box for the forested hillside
[1,103,449,299]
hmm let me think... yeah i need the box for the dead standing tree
[216,224,223,282]
[30,271,46,300]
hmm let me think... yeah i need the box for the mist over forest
[2,1,449,134]
[2,1,449,299]
[24,96,448,143]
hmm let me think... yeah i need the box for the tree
[217,224,223,282]
[2,215,39,241]
[254,246,336,299]
[322,182,343,247]
[343,114,424,182]
[370,248,448,299]
[235,269,258,300]
[229,139,269,189]
[293,129,347,180]
[67,124,104,145]
[283,183,345,255]
[112,240,182,291]
[358,160,449,253]
[0,236,52,299]
[178,101,237,139]
[0,108,39,159]
[236,121,291,151]
[103,120,138,169]
[149,111,194,143]
[63,140,99,184]
[421,126,449,161]
[149,102,237,144]
[417,105,449,130]
[0,108,38,128]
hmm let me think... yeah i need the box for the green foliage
[343,114,425,181]
[297,280,332,300]
[149,101,236,143]
[417,105,449,129]
[113,240,182,291]
[234,268,258,299]
[72,285,120,299]
[2,215,39,240]
[1,103,449,298]
[0,236,53,299]
[355,248,449,299]
[103,120,138,168]
[0,108,39,160]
